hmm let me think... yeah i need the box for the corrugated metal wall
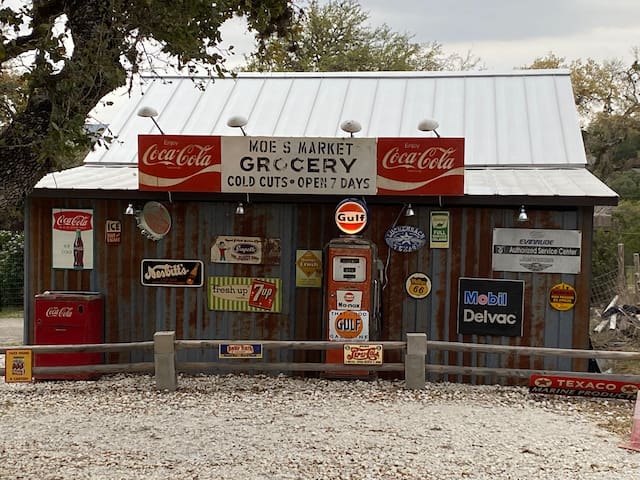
[24,196,593,381]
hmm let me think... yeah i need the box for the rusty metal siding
[25,196,594,380]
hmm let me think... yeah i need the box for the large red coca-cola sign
[376,138,464,195]
[138,135,221,191]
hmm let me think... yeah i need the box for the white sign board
[492,228,582,274]
[221,136,377,195]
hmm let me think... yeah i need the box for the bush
[0,230,24,308]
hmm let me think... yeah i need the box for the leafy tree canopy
[244,0,482,72]
[0,0,296,225]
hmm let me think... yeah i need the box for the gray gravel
[1,372,639,479]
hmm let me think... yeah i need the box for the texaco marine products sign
[138,135,464,195]
[457,277,524,337]
[492,228,582,274]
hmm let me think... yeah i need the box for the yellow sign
[5,349,33,383]
[405,272,431,299]
[549,282,577,311]
[343,344,383,365]
[295,250,322,287]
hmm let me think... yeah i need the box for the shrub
[0,230,24,308]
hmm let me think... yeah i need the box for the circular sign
[385,225,427,252]
[405,272,432,299]
[549,282,576,311]
[335,198,368,235]
[137,201,172,241]
[334,310,364,339]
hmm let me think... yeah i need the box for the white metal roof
[34,70,618,203]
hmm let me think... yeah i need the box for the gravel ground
[1,371,639,480]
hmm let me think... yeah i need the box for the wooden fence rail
[2,332,640,391]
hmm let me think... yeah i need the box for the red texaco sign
[376,137,465,195]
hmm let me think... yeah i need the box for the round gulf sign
[335,198,368,235]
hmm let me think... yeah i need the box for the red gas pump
[324,199,382,377]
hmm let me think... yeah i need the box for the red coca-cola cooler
[34,291,104,380]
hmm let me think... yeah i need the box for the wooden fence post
[405,333,427,389]
[154,331,177,391]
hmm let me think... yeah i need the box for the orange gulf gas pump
[324,199,382,376]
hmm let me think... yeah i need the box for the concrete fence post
[154,331,177,391]
[405,333,427,389]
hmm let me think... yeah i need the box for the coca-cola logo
[142,142,214,168]
[381,146,457,172]
[52,210,93,232]
[45,306,74,317]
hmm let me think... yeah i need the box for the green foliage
[0,0,296,217]
[245,0,481,72]
[0,230,24,308]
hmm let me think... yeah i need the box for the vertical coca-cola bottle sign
[51,209,94,270]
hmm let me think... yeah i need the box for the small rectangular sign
[529,374,639,400]
[208,276,282,312]
[211,236,280,265]
[295,250,322,288]
[5,350,33,383]
[343,344,383,365]
[141,259,204,287]
[219,343,263,359]
[105,219,122,245]
[430,211,450,248]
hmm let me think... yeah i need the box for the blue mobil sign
[457,277,524,337]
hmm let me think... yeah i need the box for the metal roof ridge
[139,69,571,81]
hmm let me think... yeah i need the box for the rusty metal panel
[24,197,595,381]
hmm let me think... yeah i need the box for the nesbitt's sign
[457,277,524,337]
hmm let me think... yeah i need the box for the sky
[220,0,640,70]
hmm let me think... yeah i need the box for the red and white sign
[335,199,368,235]
[376,137,464,195]
[138,135,221,191]
[51,208,94,270]
[529,374,640,400]
[52,210,92,232]
[248,279,277,310]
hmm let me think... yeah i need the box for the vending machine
[324,199,382,376]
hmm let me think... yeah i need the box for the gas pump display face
[332,256,366,282]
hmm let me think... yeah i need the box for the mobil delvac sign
[457,277,524,337]
[137,135,464,195]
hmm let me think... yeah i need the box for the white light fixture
[137,106,165,134]
[235,202,245,215]
[518,205,528,222]
[125,203,136,215]
[405,203,415,217]
[340,119,362,137]
[417,118,440,137]
[227,115,248,136]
